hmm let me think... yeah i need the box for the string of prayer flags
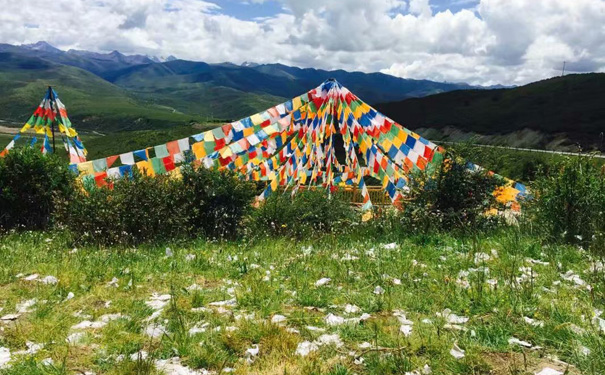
[1,87,87,161]
[69,79,527,210]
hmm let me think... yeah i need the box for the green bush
[248,189,357,239]
[399,152,504,233]
[529,156,605,252]
[0,148,75,231]
[57,167,257,245]
[180,165,258,240]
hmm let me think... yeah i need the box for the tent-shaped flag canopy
[0,87,87,163]
[71,79,527,209]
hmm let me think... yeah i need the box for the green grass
[0,230,602,374]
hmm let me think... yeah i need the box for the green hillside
[376,73,605,150]
[0,52,284,134]
[0,52,202,133]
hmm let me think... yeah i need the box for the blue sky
[209,0,480,21]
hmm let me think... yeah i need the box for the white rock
[344,304,360,314]
[165,248,173,257]
[358,342,372,349]
[325,313,345,326]
[23,274,39,281]
[271,315,287,325]
[1,314,20,321]
[24,342,43,355]
[130,350,148,361]
[444,324,467,332]
[66,332,86,344]
[71,320,107,330]
[382,243,398,250]
[40,275,59,285]
[0,347,11,369]
[400,325,413,337]
[394,311,414,325]
[65,292,75,301]
[392,278,402,285]
[315,278,331,287]
[560,270,588,287]
[474,252,491,263]
[305,326,325,332]
[508,337,532,348]
[527,258,549,266]
[437,309,468,324]
[359,313,372,321]
[208,299,236,307]
[146,294,171,311]
[41,357,54,366]
[535,368,563,375]
[523,316,545,327]
[189,323,209,335]
[245,345,259,358]
[144,324,167,338]
[295,341,318,356]
[316,334,343,347]
[16,299,37,313]
[185,254,196,261]
[373,286,385,295]
[450,343,465,359]
[107,277,119,288]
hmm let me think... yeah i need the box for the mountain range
[0,41,474,132]
[0,41,602,152]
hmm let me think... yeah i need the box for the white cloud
[0,0,603,85]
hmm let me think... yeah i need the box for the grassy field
[0,230,603,375]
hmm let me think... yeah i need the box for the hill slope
[0,52,203,133]
[375,73,605,150]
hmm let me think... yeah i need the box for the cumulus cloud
[0,0,603,85]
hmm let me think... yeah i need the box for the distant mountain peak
[22,41,61,54]
[241,61,259,68]
[165,55,178,62]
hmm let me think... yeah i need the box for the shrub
[56,172,188,245]
[180,165,258,240]
[56,166,257,245]
[529,155,605,252]
[248,188,357,239]
[0,148,75,231]
[399,152,504,234]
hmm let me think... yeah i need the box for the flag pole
[48,86,56,153]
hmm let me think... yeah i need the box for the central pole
[48,86,56,153]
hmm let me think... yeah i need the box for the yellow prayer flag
[250,114,263,126]
[192,142,207,159]
[203,131,215,142]
[292,96,302,110]
[77,161,94,175]
[136,161,155,177]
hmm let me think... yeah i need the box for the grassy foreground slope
[376,73,605,150]
[0,232,602,375]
